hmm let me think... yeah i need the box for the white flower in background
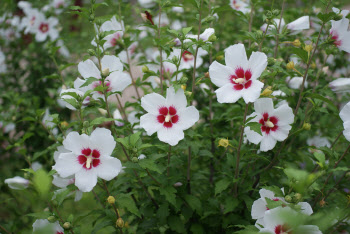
[42,109,58,135]
[332,7,349,19]
[140,86,199,146]
[0,50,6,73]
[172,6,184,13]
[171,20,186,31]
[184,28,215,43]
[60,88,85,111]
[169,48,204,70]
[43,0,69,15]
[154,13,169,27]
[245,98,294,152]
[138,0,156,8]
[33,219,64,234]
[307,136,331,150]
[340,101,350,142]
[138,154,146,160]
[272,90,286,97]
[118,42,138,65]
[286,76,308,89]
[18,2,43,34]
[329,78,350,93]
[209,43,266,103]
[53,128,122,192]
[258,207,321,233]
[252,188,313,228]
[113,109,124,127]
[78,55,131,100]
[128,111,141,130]
[4,176,29,190]
[57,40,70,58]
[330,18,350,53]
[0,122,16,133]
[35,15,59,42]
[261,16,310,34]
[229,0,250,14]
[92,16,124,50]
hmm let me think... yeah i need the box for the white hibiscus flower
[330,17,350,53]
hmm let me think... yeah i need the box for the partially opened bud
[286,61,295,70]
[116,218,124,228]
[261,86,273,97]
[218,138,229,148]
[107,196,115,204]
[102,68,110,77]
[302,122,311,130]
[292,39,301,47]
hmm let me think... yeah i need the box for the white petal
[74,191,83,201]
[241,80,264,103]
[101,55,123,73]
[78,59,100,79]
[52,174,73,188]
[215,84,242,103]
[259,188,276,200]
[287,16,310,31]
[108,71,132,92]
[244,125,263,145]
[140,113,163,136]
[4,176,29,190]
[260,134,277,152]
[141,93,167,115]
[35,32,47,42]
[54,152,82,178]
[177,106,199,130]
[340,101,350,122]
[89,128,116,156]
[270,125,291,141]
[157,127,185,146]
[95,157,122,180]
[298,202,313,215]
[254,98,274,115]
[251,198,268,220]
[74,169,98,192]
[199,28,215,41]
[272,103,294,125]
[209,61,233,87]
[329,78,350,93]
[248,52,267,80]
[166,86,187,111]
[63,131,90,155]
[225,43,248,69]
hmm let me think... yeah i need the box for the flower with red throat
[53,128,122,192]
[244,98,294,152]
[33,219,64,234]
[339,101,350,142]
[35,15,59,42]
[140,86,199,146]
[209,43,267,103]
[229,0,251,14]
[330,18,350,53]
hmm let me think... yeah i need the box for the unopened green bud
[272,9,280,16]
[294,193,302,202]
[266,11,273,19]
[83,121,89,129]
[285,195,293,203]
[47,216,57,223]
[132,157,138,163]
[262,48,269,53]
[87,49,95,56]
[216,55,224,61]
[286,61,295,70]
[302,122,311,130]
[63,222,71,229]
[107,196,115,204]
[172,56,179,64]
[292,39,301,47]
[142,65,149,73]
[89,14,95,22]
[208,34,217,42]
[116,218,124,228]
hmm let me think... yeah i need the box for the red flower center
[78,148,101,170]
[157,106,179,128]
[39,23,49,33]
[233,0,241,9]
[182,51,194,62]
[259,113,278,134]
[275,224,292,234]
[93,80,112,94]
[110,33,121,47]
[266,198,281,210]
[331,31,342,47]
[230,67,252,90]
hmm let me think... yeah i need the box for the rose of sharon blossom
[53,128,122,192]
[33,219,64,234]
[245,98,294,151]
[332,7,349,19]
[261,16,310,34]
[252,188,313,228]
[35,15,59,42]
[140,86,199,146]
[209,43,267,103]
[169,48,205,70]
[330,18,350,53]
[230,0,250,14]
[77,55,131,101]
[329,78,350,93]
[92,16,124,50]
[340,101,350,142]
[258,207,322,234]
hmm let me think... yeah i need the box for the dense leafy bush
[1,0,350,233]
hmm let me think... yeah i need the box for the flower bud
[87,49,95,56]
[181,85,186,91]
[266,11,273,19]
[218,138,229,148]
[261,86,273,97]
[286,61,295,70]
[302,122,311,130]
[63,222,71,230]
[293,193,302,202]
[311,62,316,69]
[262,48,269,54]
[124,222,129,228]
[267,57,275,66]
[304,44,313,53]
[284,195,293,203]
[142,65,149,73]
[272,9,280,16]
[216,55,224,61]
[205,72,210,78]
[132,157,138,163]
[83,121,89,129]
[174,182,183,187]
[185,91,192,98]
[292,39,301,47]
[107,196,115,204]
[208,34,217,42]
[61,121,69,128]
[102,68,110,77]
[47,216,57,223]
[116,218,124,228]
[89,14,95,22]
[179,76,188,84]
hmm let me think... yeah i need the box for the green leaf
[168,215,185,233]
[304,93,337,110]
[184,195,202,212]
[291,47,308,64]
[138,159,162,174]
[79,77,98,88]
[59,63,77,72]
[317,12,337,23]
[182,27,192,35]
[90,117,114,126]
[265,198,284,210]
[33,169,52,198]
[157,203,169,225]
[117,194,141,218]
[215,179,231,195]
[26,211,51,219]
[224,197,239,214]
[313,151,326,168]
[159,186,177,206]
[54,188,72,206]
[245,122,262,136]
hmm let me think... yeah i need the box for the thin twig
[273,0,286,58]
[167,145,171,177]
